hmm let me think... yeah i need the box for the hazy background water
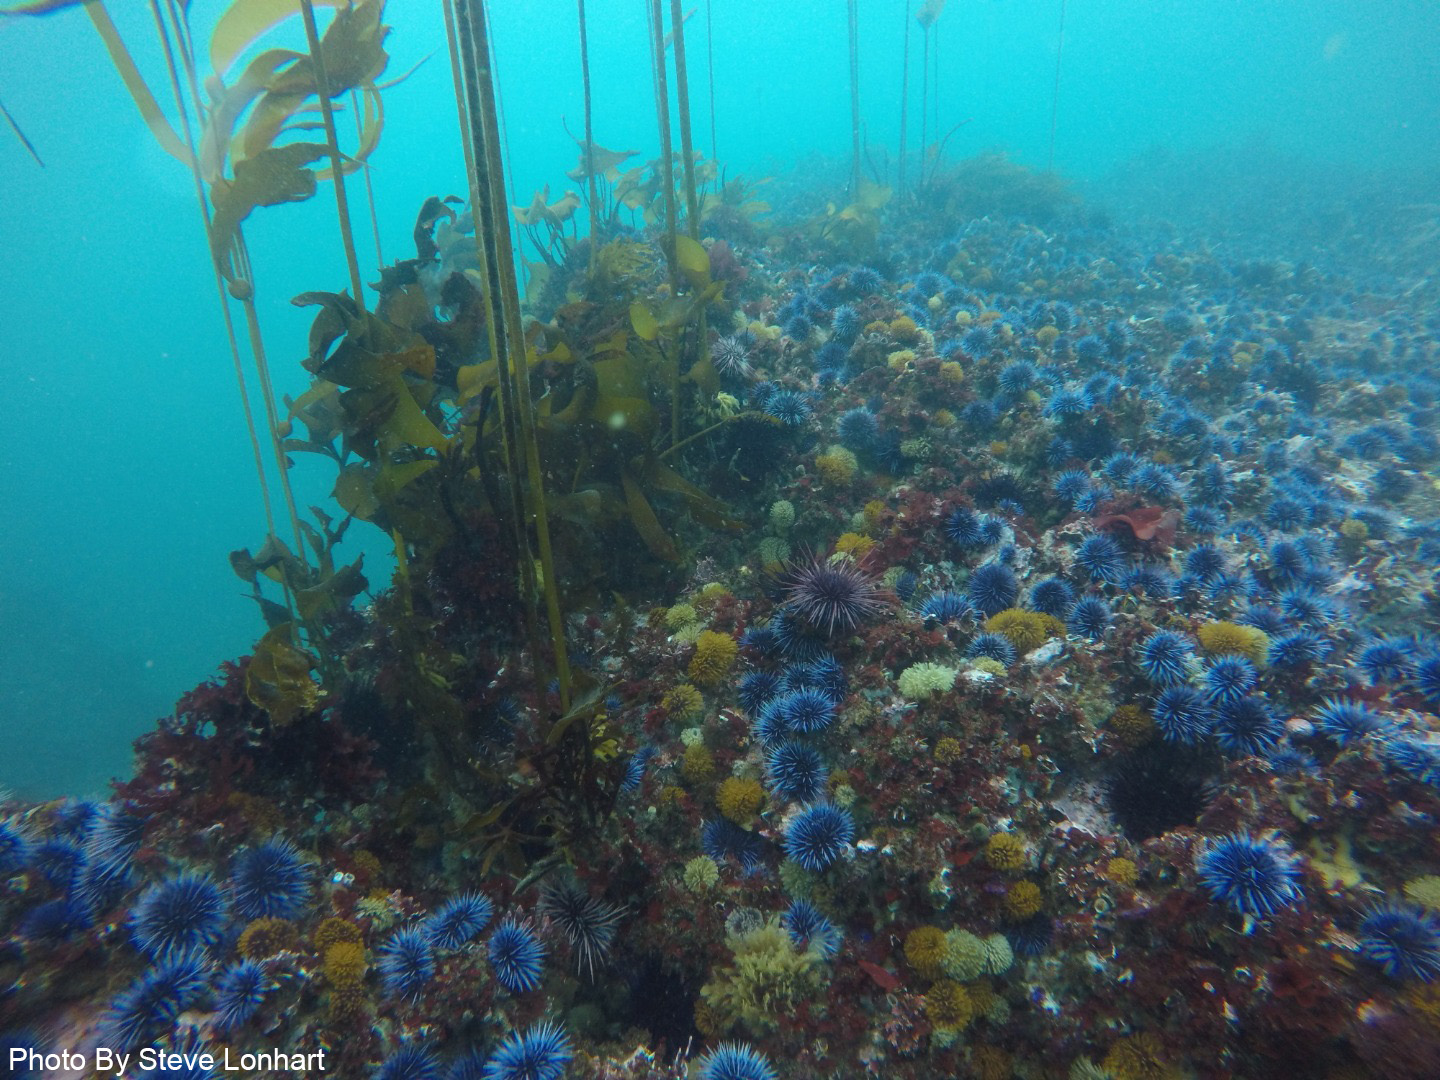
[1,0,1435,798]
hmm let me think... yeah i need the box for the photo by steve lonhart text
[10,1045,328,1076]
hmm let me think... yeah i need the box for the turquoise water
[1,1,1435,797]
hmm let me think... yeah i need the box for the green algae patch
[699,917,826,1037]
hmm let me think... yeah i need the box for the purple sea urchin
[783,556,887,636]
[710,335,752,378]
[539,881,622,980]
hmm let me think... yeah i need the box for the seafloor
[4,155,1440,1080]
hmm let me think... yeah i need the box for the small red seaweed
[857,959,902,992]
[1092,506,1179,545]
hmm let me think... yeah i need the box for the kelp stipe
[576,0,599,256]
[897,0,910,196]
[444,0,571,712]
[645,0,681,442]
[1048,0,1070,171]
[846,0,861,200]
[298,0,367,309]
[668,0,707,434]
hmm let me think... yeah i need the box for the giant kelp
[220,0,765,882]
[273,193,748,604]
[4,0,412,725]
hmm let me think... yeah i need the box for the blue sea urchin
[967,562,1019,618]
[783,803,854,872]
[696,1042,777,1080]
[1152,686,1214,744]
[213,960,269,1032]
[1137,630,1194,686]
[966,632,1017,666]
[487,917,546,994]
[775,687,837,734]
[782,899,840,957]
[1066,597,1112,639]
[1195,832,1302,917]
[1005,914,1054,956]
[701,818,769,871]
[1358,903,1440,981]
[377,1044,443,1080]
[1202,656,1258,704]
[231,838,311,921]
[0,820,31,874]
[1029,578,1076,618]
[426,892,494,949]
[130,872,227,958]
[103,949,211,1051]
[1213,696,1284,757]
[944,507,981,548]
[1312,698,1390,745]
[1073,534,1125,583]
[918,590,969,624]
[482,1022,572,1080]
[766,740,826,803]
[1358,639,1413,684]
[738,670,782,714]
[379,924,436,1001]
